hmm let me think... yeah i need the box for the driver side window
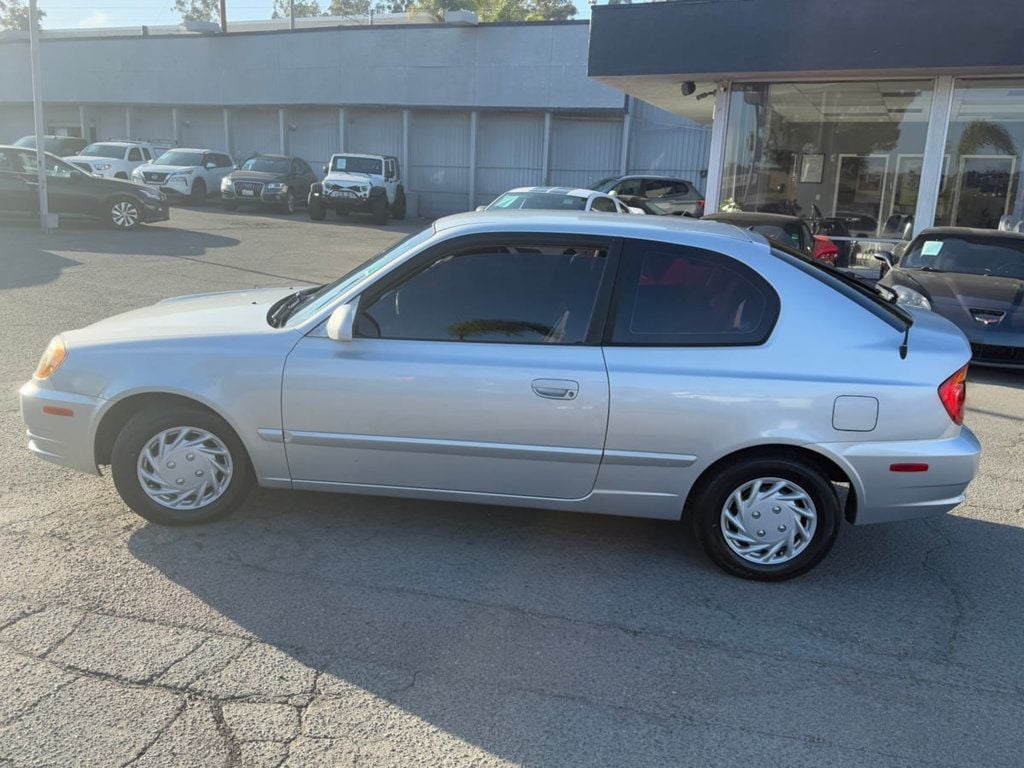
[356,241,609,345]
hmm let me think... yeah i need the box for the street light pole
[289,0,295,30]
[28,0,51,231]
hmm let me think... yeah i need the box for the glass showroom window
[935,78,1024,230]
[720,81,935,264]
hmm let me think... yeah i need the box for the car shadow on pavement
[127,489,1024,765]
[0,247,82,290]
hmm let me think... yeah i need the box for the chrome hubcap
[111,201,138,228]
[137,426,233,510]
[720,477,817,565]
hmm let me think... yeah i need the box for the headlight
[131,170,144,180]
[168,175,190,184]
[266,182,286,192]
[136,186,164,201]
[221,178,232,190]
[94,163,112,170]
[34,336,67,380]
[892,285,932,310]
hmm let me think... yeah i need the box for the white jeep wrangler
[308,153,406,225]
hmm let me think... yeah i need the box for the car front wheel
[691,456,840,580]
[110,405,254,525]
[308,194,326,220]
[109,197,141,230]
[189,178,206,204]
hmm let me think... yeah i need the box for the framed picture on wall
[800,153,824,184]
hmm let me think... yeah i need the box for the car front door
[291,159,311,198]
[383,158,398,203]
[0,149,33,213]
[14,150,88,215]
[280,235,616,499]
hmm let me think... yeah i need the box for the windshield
[285,227,436,327]
[242,157,290,174]
[901,235,1024,280]
[155,150,204,167]
[749,222,806,250]
[487,192,588,211]
[81,144,126,159]
[15,136,65,152]
[592,177,618,193]
[331,156,382,175]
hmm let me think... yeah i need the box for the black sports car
[877,227,1024,368]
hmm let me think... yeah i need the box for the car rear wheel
[111,406,254,525]
[391,188,406,220]
[371,195,389,225]
[108,197,141,230]
[308,195,326,220]
[189,178,206,204]
[690,456,840,580]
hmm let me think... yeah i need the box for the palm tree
[949,121,1020,227]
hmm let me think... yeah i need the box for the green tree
[374,0,413,10]
[174,0,219,23]
[0,0,45,31]
[271,0,323,18]
[328,0,371,15]
[527,0,575,20]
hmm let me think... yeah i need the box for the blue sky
[42,0,588,31]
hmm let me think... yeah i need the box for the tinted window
[488,192,588,211]
[590,196,618,213]
[614,179,643,196]
[358,242,608,344]
[331,156,382,174]
[749,222,808,251]
[155,150,204,167]
[215,154,233,167]
[901,235,1024,280]
[128,148,142,162]
[82,143,128,159]
[642,180,676,199]
[242,157,290,174]
[16,152,76,179]
[611,241,778,345]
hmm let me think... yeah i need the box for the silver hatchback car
[20,213,980,580]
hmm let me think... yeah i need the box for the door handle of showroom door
[532,379,579,400]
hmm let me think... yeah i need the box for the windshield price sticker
[922,241,944,256]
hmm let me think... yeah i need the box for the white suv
[308,154,406,225]
[132,148,234,203]
[63,141,164,180]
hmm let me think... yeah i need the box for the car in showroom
[481,187,632,214]
[704,211,837,264]
[221,154,318,214]
[593,174,705,217]
[131,148,233,203]
[0,144,169,229]
[63,141,162,180]
[877,227,1024,368]
[14,134,88,156]
[20,213,979,580]
[308,153,406,225]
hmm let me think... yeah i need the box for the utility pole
[28,0,51,230]
[219,0,227,32]
[289,0,295,29]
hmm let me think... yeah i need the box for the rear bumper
[816,427,981,525]
[19,380,104,476]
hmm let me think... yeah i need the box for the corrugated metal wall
[176,108,225,152]
[549,115,622,190]
[409,110,470,217]
[131,107,175,145]
[288,107,338,169]
[232,108,280,161]
[0,105,34,142]
[346,108,402,158]
[628,99,712,193]
[476,113,545,207]
[93,106,128,142]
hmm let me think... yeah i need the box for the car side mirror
[322,165,328,176]
[474,205,486,212]
[874,251,894,268]
[326,300,358,342]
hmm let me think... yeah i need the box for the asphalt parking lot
[2,207,1024,767]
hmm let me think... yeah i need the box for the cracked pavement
[2,209,1024,767]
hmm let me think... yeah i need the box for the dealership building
[0,18,710,217]
[589,0,1024,247]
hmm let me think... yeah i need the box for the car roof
[705,212,802,225]
[504,187,601,199]
[331,153,395,160]
[434,210,755,243]
[249,153,292,160]
[613,175,694,183]
[916,226,1024,242]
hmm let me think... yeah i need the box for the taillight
[938,365,968,425]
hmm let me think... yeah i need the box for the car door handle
[532,379,578,400]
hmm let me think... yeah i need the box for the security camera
[680,81,696,97]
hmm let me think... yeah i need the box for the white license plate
[241,189,255,197]
[331,190,355,198]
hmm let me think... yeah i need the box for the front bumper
[222,190,290,205]
[139,199,171,223]
[816,427,981,525]
[19,379,104,476]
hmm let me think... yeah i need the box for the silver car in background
[20,213,980,580]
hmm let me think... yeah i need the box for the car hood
[323,172,376,185]
[136,164,197,174]
[64,155,117,164]
[226,170,286,182]
[63,286,305,346]
[893,269,1024,339]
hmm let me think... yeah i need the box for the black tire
[108,196,142,230]
[189,178,207,205]
[391,188,407,220]
[223,200,238,211]
[114,172,128,180]
[334,208,349,218]
[690,456,840,581]
[279,190,296,215]
[308,195,326,221]
[111,405,254,526]
[371,194,389,225]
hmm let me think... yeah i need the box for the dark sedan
[0,145,169,230]
[877,227,1024,368]
[220,154,317,214]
